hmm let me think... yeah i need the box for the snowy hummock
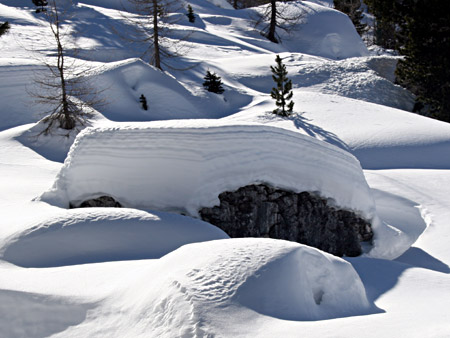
[1,0,450,337]
[40,120,419,260]
[45,238,373,337]
[1,208,229,268]
[41,121,376,220]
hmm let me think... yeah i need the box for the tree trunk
[152,0,162,69]
[267,0,277,43]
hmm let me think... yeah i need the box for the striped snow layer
[41,121,376,220]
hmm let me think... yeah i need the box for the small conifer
[0,22,10,37]
[32,0,48,13]
[203,71,225,94]
[187,5,196,23]
[139,94,148,110]
[270,55,294,117]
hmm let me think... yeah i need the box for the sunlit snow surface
[1,0,450,337]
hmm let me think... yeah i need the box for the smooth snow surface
[1,0,450,336]
[1,208,229,267]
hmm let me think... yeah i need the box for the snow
[1,0,450,336]
[41,121,376,218]
[1,208,229,268]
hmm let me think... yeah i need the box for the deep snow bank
[281,1,369,59]
[41,121,376,221]
[103,239,372,336]
[1,208,228,267]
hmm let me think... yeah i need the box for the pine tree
[395,0,450,122]
[125,0,189,70]
[31,0,103,134]
[270,55,294,117]
[139,94,148,110]
[254,0,304,44]
[32,0,48,13]
[0,22,10,37]
[187,4,195,23]
[203,71,225,94]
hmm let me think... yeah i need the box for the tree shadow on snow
[290,114,351,152]
[395,247,450,274]
[348,252,449,308]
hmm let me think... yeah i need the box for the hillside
[1,0,450,337]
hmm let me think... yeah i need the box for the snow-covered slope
[1,0,450,337]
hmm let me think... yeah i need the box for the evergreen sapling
[270,55,294,116]
[32,0,48,13]
[187,5,196,23]
[203,70,225,94]
[0,22,10,37]
[139,94,148,110]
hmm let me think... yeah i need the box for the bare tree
[125,0,189,70]
[254,0,304,43]
[31,0,102,134]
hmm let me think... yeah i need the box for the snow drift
[41,121,376,220]
[59,239,373,337]
[1,208,228,267]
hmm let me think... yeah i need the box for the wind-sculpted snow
[74,239,373,336]
[1,208,228,267]
[40,121,417,259]
[41,121,376,219]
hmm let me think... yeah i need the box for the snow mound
[281,1,369,59]
[87,59,210,122]
[295,56,414,111]
[41,121,377,221]
[0,288,90,338]
[111,239,372,336]
[1,208,228,267]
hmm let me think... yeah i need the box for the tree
[270,55,294,116]
[127,0,186,70]
[254,0,304,44]
[395,0,450,122]
[32,0,48,13]
[0,22,10,37]
[203,71,224,94]
[333,0,366,36]
[364,0,407,49]
[140,94,148,110]
[31,0,100,133]
[186,4,195,23]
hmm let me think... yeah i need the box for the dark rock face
[199,184,373,257]
[78,196,122,208]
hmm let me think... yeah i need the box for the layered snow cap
[41,120,376,221]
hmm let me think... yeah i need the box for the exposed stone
[77,196,122,208]
[199,184,373,257]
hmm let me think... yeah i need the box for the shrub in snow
[32,0,48,13]
[203,70,225,94]
[0,22,10,36]
[186,5,195,23]
[271,55,294,117]
[139,94,148,111]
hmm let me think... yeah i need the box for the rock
[77,196,122,208]
[199,184,373,257]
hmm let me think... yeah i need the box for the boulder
[199,184,373,257]
[77,196,122,208]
